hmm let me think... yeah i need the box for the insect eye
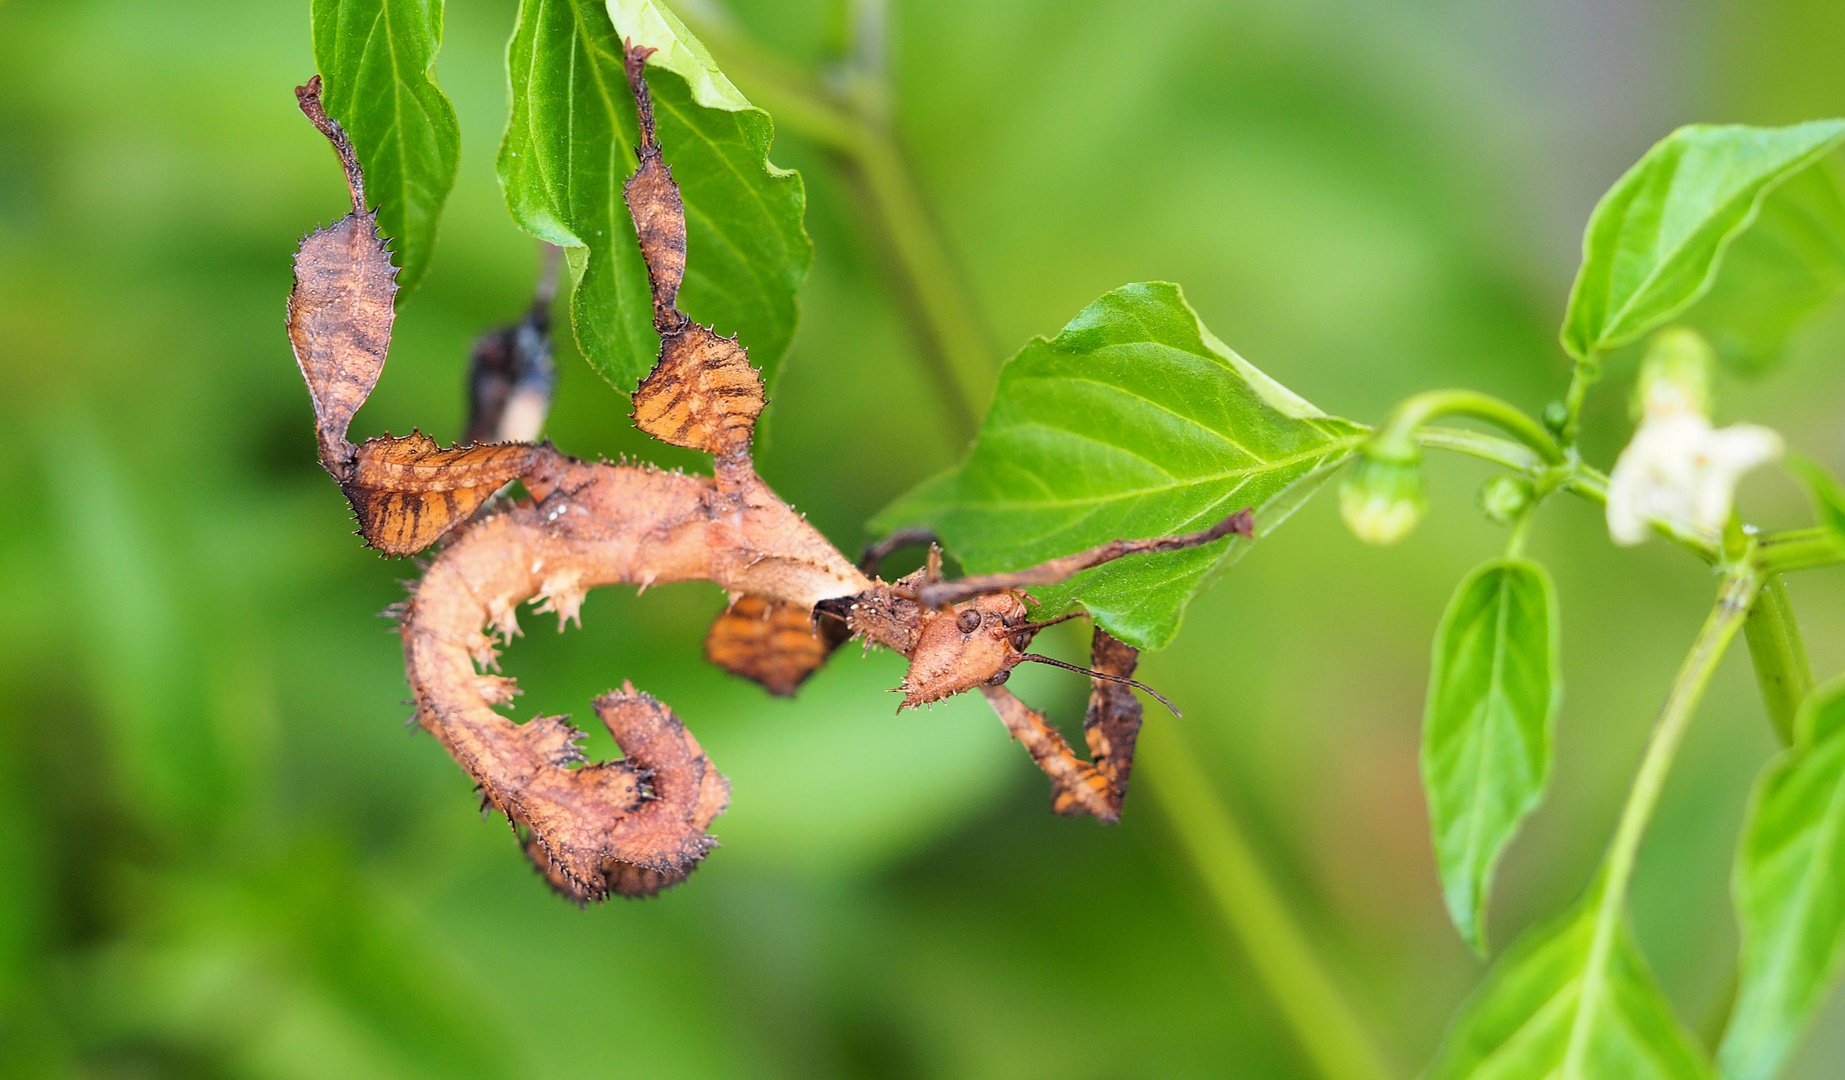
[956,608,982,633]
[987,669,1010,686]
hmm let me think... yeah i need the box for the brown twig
[917,508,1254,609]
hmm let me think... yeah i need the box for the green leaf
[1426,881,1714,1080]
[1681,164,1845,372]
[1720,678,1845,1080]
[1423,559,1561,954]
[873,282,1365,649]
[311,0,460,297]
[498,0,809,393]
[1561,121,1845,361]
[1786,454,1845,541]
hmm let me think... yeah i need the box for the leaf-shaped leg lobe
[978,627,1147,823]
[617,39,765,473]
[289,77,399,476]
[1084,629,1145,802]
[705,594,849,696]
[982,685,1121,823]
[343,433,538,554]
[632,324,765,462]
[289,210,398,474]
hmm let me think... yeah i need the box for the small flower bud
[1632,327,1714,421]
[1542,401,1569,436]
[1479,475,1535,525]
[1340,451,1426,545]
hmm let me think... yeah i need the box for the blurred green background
[2,0,1843,1076]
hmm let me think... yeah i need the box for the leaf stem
[1559,353,1601,448]
[1741,574,1815,745]
[1139,717,1394,1080]
[1563,572,1758,1071]
[1753,527,1845,574]
[1374,390,1563,464]
[1411,426,1726,562]
[1504,505,1537,559]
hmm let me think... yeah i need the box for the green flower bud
[1633,327,1715,422]
[1542,400,1569,436]
[1478,474,1535,525]
[1340,451,1426,545]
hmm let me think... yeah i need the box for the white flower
[1605,375,1782,546]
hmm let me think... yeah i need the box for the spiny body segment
[287,47,1250,900]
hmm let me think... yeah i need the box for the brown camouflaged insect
[286,47,1252,903]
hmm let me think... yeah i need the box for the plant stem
[1411,426,1726,562]
[1600,573,1755,910]
[1741,574,1815,745]
[1374,390,1563,464]
[1139,717,1394,1080]
[1754,527,1845,574]
[1564,573,1758,1071]
[673,3,994,437]
[1413,426,1548,474]
[1560,353,1601,448]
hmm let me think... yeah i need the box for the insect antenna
[1017,653,1182,717]
[1011,610,1085,636]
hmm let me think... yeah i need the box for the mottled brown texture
[632,324,765,462]
[895,591,1031,709]
[624,153,686,325]
[341,433,536,555]
[972,627,1146,823]
[616,39,765,471]
[288,78,397,476]
[286,46,1248,899]
[705,594,845,697]
[397,462,865,897]
[1082,629,1144,809]
[917,508,1255,610]
[982,683,1120,822]
[620,38,686,329]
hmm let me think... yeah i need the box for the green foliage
[1680,164,1845,372]
[875,282,1365,649]
[1425,882,1713,1080]
[1722,679,1845,1080]
[12,0,1845,1076]
[1787,455,1845,541]
[311,0,460,297]
[1561,121,1845,361]
[1422,559,1560,954]
[498,0,809,393]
